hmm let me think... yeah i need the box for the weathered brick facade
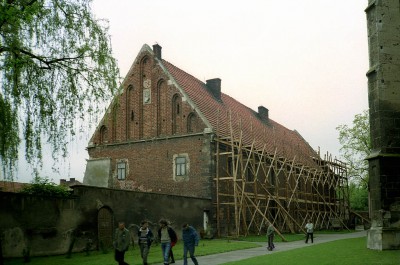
[84,44,348,236]
[88,135,213,198]
[85,45,214,199]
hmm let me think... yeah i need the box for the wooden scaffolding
[213,113,350,238]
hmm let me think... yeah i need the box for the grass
[238,233,304,242]
[237,229,354,242]
[4,233,399,265]
[3,239,258,265]
[222,237,400,265]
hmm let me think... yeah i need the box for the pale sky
[13,0,369,183]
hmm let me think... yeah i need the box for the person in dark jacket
[182,223,200,265]
[138,220,154,265]
[113,221,130,265]
[266,222,275,251]
[157,219,177,265]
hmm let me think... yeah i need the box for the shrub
[20,177,72,198]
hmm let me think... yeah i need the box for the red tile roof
[162,60,320,168]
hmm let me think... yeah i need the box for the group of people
[266,219,314,251]
[114,218,315,264]
[113,218,200,265]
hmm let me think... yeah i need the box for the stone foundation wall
[0,186,211,257]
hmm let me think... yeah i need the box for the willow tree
[0,0,119,179]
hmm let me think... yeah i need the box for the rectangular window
[176,157,186,176]
[117,162,126,180]
[246,167,254,182]
[269,168,276,186]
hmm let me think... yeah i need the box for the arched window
[126,85,134,139]
[100,125,108,144]
[157,80,165,136]
[112,104,118,141]
[187,112,196,133]
[172,94,180,134]
[139,56,149,139]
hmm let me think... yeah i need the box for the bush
[20,177,72,198]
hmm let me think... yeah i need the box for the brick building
[84,44,349,236]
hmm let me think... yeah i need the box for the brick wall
[88,134,213,199]
[86,46,213,199]
[90,48,205,146]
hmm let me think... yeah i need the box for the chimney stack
[153,44,162,60]
[258,106,269,122]
[206,78,221,100]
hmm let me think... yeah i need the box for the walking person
[138,220,154,265]
[305,220,314,243]
[168,239,176,264]
[158,219,177,265]
[266,222,275,251]
[113,221,131,265]
[182,223,200,265]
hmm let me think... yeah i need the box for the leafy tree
[348,182,368,211]
[20,176,72,197]
[0,0,119,179]
[336,110,371,187]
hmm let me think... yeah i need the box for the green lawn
[4,234,399,265]
[3,239,258,265]
[222,237,400,265]
[237,233,305,242]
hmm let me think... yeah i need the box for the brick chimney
[206,78,221,100]
[153,44,162,60]
[258,106,269,122]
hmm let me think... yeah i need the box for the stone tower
[365,0,400,250]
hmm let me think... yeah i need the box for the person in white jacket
[305,220,314,243]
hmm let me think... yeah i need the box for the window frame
[175,156,187,176]
[173,154,189,181]
[117,161,127,180]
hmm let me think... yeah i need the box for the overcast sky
[13,0,369,183]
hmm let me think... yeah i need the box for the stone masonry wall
[0,187,211,258]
